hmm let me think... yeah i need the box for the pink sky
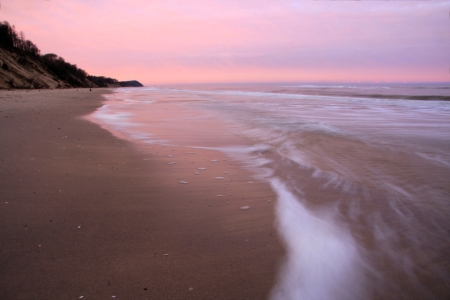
[1,0,449,84]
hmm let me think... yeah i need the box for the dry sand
[0,89,283,299]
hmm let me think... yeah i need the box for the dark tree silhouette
[41,53,89,87]
[87,75,118,87]
[0,22,40,56]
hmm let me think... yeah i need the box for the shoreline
[0,88,283,299]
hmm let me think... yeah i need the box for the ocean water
[91,82,450,300]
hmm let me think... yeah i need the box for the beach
[0,89,283,299]
[2,84,450,300]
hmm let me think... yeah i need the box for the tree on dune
[0,21,40,56]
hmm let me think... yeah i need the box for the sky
[1,0,449,84]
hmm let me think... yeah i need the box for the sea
[91,82,450,300]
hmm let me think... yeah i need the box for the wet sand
[0,89,283,299]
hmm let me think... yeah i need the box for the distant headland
[0,21,143,89]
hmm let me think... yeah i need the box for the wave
[144,85,450,103]
[282,84,391,90]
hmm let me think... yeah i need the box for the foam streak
[269,179,367,300]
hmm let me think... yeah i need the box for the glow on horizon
[2,0,449,85]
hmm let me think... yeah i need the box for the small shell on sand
[240,206,250,210]
[213,177,224,180]
[179,181,189,184]
[198,167,207,170]
[211,160,219,162]
[168,162,177,165]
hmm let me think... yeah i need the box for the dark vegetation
[41,53,90,87]
[120,80,144,87]
[87,75,119,87]
[0,21,40,56]
[0,21,143,88]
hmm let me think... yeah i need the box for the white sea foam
[269,179,367,300]
[94,105,134,124]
